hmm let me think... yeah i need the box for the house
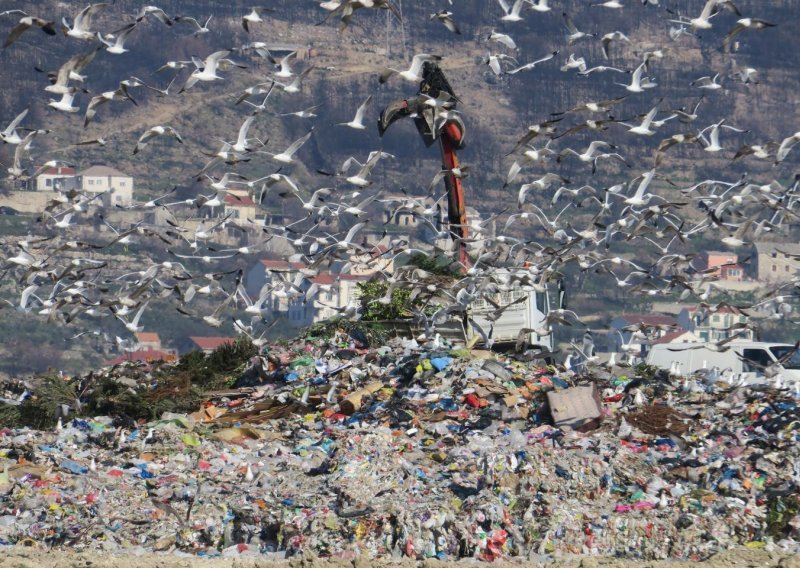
[752,242,800,282]
[609,313,679,357]
[651,328,700,346]
[224,189,257,223]
[34,166,78,191]
[135,331,163,351]
[244,258,373,329]
[185,336,235,354]
[311,272,371,322]
[77,165,134,206]
[677,305,755,342]
[699,251,745,281]
[245,259,307,297]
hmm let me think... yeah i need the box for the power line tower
[385,0,408,61]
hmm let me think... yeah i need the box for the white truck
[646,340,800,382]
[379,274,557,351]
[467,286,554,350]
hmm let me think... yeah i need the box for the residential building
[700,251,745,281]
[224,189,257,223]
[677,306,755,342]
[245,258,372,329]
[246,259,307,297]
[77,165,134,206]
[135,332,163,351]
[34,166,78,191]
[752,242,800,282]
[651,329,700,346]
[609,314,679,358]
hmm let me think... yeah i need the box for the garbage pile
[1,330,800,562]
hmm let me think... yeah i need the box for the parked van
[646,341,800,382]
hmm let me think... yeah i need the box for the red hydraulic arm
[377,62,470,269]
[439,122,469,268]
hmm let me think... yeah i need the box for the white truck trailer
[646,340,800,381]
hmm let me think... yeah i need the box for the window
[742,349,772,372]
[46,178,52,187]
[772,252,777,258]
[88,179,94,186]
[119,181,126,187]
[786,266,790,272]
[773,265,777,272]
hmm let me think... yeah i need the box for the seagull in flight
[97,22,137,54]
[563,13,597,44]
[0,10,56,48]
[488,30,517,50]
[180,50,231,91]
[430,11,460,34]
[134,125,183,154]
[497,0,530,23]
[379,53,441,84]
[62,3,108,40]
[242,7,273,33]
[135,6,172,26]
[262,129,314,164]
[175,14,213,36]
[338,95,372,130]
[507,51,559,75]
[0,108,29,144]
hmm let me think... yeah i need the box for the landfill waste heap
[1,323,800,563]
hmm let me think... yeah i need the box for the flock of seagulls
[0,1,798,373]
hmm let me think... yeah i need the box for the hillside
[0,1,798,375]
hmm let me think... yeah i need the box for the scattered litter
[1,334,799,562]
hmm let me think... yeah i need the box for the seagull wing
[507,51,558,75]
[282,129,313,157]
[352,94,373,124]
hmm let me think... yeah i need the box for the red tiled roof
[224,194,255,206]
[260,259,306,270]
[620,314,677,326]
[652,329,692,345]
[189,336,234,350]
[338,273,371,281]
[136,332,160,343]
[312,273,337,285]
[106,349,176,366]
[686,306,745,315]
[39,166,76,176]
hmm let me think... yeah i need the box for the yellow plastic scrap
[181,433,201,447]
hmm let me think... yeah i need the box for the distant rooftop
[752,242,800,256]
[78,165,130,177]
[224,194,255,206]
[617,314,677,326]
[38,166,76,177]
[189,336,234,351]
[136,332,160,343]
[106,349,176,366]
[260,259,306,270]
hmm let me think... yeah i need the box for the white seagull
[134,125,183,154]
[180,50,232,92]
[379,53,441,84]
[338,95,373,130]
[0,108,28,144]
[97,22,137,54]
[263,129,313,164]
[243,7,273,33]
[497,0,529,23]
[62,3,108,40]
